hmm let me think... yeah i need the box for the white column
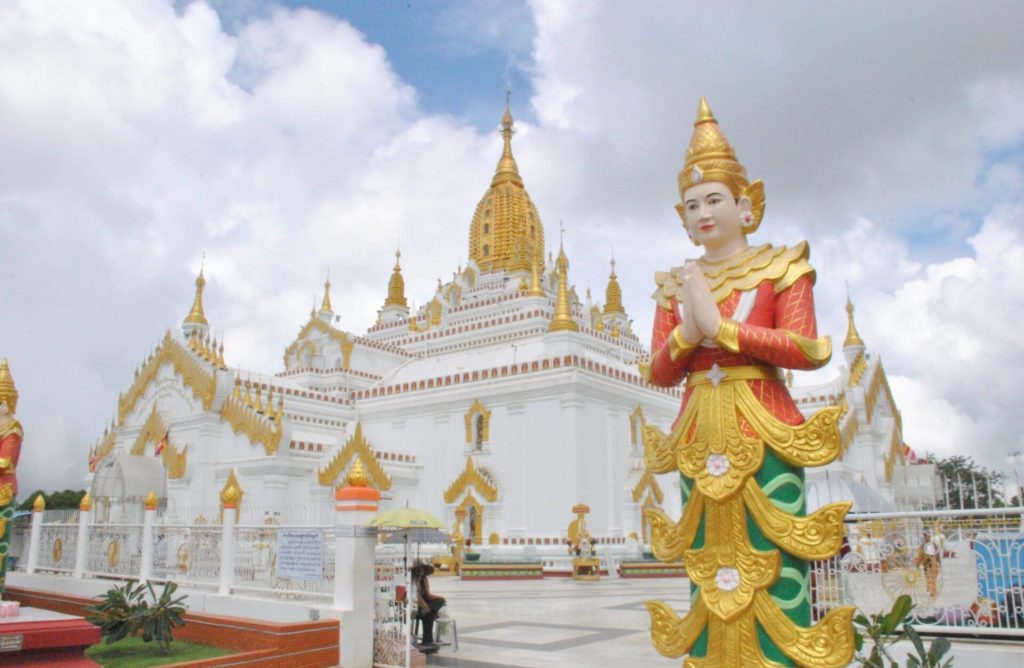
[335,479,381,668]
[26,505,43,574]
[139,502,157,583]
[218,505,237,596]
[73,503,92,579]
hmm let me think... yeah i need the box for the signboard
[276,529,324,580]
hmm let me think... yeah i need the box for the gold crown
[677,97,765,232]
[0,358,18,412]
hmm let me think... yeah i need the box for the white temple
[85,104,938,554]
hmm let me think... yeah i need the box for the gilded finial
[321,271,333,313]
[183,261,208,326]
[346,458,370,488]
[603,254,625,316]
[254,383,264,414]
[217,340,226,369]
[492,95,521,186]
[0,357,19,412]
[844,291,865,348]
[527,251,545,297]
[549,245,579,332]
[695,96,716,125]
[32,493,45,512]
[233,374,242,400]
[79,492,93,512]
[385,247,408,308]
[144,490,159,510]
[220,469,243,509]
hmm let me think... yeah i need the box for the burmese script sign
[276,529,325,580]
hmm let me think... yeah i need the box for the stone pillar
[139,491,158,583]
[26,494,43,573]
[334,460,380,668]
[218,470,243,596]
[73,493,93,579]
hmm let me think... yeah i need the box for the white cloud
[2,0,1024,495]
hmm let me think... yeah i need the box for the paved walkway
[423,576,690,668]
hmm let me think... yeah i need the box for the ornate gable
[463,399,492,444]
[631,467,664,504]
[284,318,354,369]
[127,405,187,479]
[443,457,498,504]
[118,331,217,425]
[317,423,392,490]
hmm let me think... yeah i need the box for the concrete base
[0,606,100,667]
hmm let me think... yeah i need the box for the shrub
[87,581,187,654]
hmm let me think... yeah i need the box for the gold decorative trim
[642,423,676,474]
[130,405,167,456]
[629,405,646,447]
[220,469,243,509]
[317,423,392,490]
[848,350,868,387]
[463,399,492,444]
[653,242,814,309]
[219,384,284,456]
[713,319,741,354]
[118,331,216,425]
[647,598,709,659]
[646,491,704,563]
[443,457,498,504]
[753,590,856,667]
[631,468,665,504]
[283,317,355,368]
[743,481,850,560]
[670,326,698,361]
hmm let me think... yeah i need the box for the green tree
[929,454,1003,509]
[15,488,87,511]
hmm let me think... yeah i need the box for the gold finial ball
[79,492,94,512]
[144,490,159,510]
[32,494,45,512]
[346,458,370,488]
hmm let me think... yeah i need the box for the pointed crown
[0,358,18,412]
[677,97,765,231]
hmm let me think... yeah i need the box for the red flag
[155,430,168,456]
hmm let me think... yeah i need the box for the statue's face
[681,181,749,250]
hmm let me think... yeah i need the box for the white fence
[812,508,1024,637]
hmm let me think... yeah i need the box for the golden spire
[844,293,865,348]
[548,244,579,332]
[347,458,370,487]
[603,255,625,315]
[32,493,45,512]
[469,97,545,272]
[0,358,18,412]
[385,248,408,307]
[321,271,333,313]
[144,490,159,510]
[183,262,208,327]
[677,97,765,231]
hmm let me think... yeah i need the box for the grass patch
[85,635,233,668]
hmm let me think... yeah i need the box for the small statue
[0,359,23,598]
[640,100,854,666]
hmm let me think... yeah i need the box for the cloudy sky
[2,0,1023,495]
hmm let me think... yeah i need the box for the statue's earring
[738,197,755,232]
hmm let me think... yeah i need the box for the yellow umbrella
[370,506,443,530]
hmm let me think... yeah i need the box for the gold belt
[686,364,779,387]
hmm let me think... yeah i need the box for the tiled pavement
[423,576,691,668]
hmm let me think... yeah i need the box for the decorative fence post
[334,460,380,667]
[26,494,44,573]
[218,471,242,596]
[139,491,158,583]
[73,493,93,578]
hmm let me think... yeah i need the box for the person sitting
[411,560,446,649]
